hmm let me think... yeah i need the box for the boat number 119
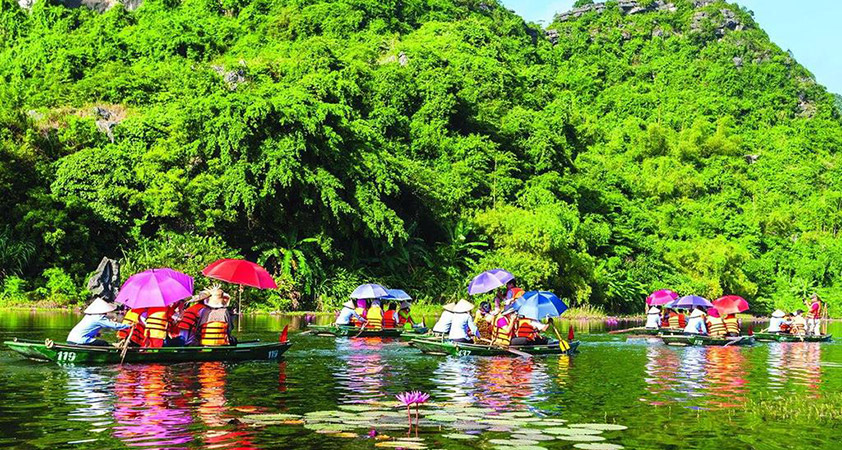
[267,350,279,359]
[57,351,77,362]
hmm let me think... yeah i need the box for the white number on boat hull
[56,351,77,362]
[457,350,472,357]
[267,350,279,359]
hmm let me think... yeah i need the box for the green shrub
[35,268,85,306]
[0,276,29,305]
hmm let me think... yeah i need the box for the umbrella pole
[238,285,244,332]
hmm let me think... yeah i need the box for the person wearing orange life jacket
[723,313,740,336]
[351,299,368,326]
[366,299,384,330]
[511,314,551,346]
[397,301,415,329]
[197,285,235,346]
[705,308,727,338]
[117,307,147,347]
[667,308,681,329]
[382,302,398,328]
[177,295,208,346]
[491,308,518,347]
[143,306,173,348]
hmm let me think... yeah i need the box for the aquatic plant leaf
[334,432,359,438]
[443,433,478,440]
[568,424,628,431]
[374,441,428,449]
[573,444,625,450]
[498,412,534,418]
[555,435,607,442]
[338,404,377,412]
[542,428,603,436]
[511,433,554,441]
[425,414,459,422]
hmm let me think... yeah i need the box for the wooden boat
[409,338,580,356]
[660,334,755,347]
[753,332,832,343]
[4,338,292,364]
[398,327,430,340]
[305,324,403,338]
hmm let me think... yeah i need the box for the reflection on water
[3,311,842,450]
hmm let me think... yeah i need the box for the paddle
[119,324,135,365]
[353,320,370,338]
[551,324,571,352]
[503,346,532,358]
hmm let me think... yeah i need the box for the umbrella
[350,283,388,299]
[383,289,412,301]
[672,295,713,309]
[713,295,749,315]
[468,269,514,295]
[202,259,278,331]
[646,289,679,306]
[115,268,194,309]
[202,259,278,289]
[512,291,569,320]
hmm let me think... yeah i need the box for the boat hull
[753,333,832,343]
[4,338,292,364]
[660,334,755,346]
[306,324,404,338]
[409,338,580,356]
[620,328,683,337]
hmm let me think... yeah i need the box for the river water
[1,311,840,449]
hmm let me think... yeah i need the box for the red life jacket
[516,319,539,340]
[398,310,412,326]
[117,309,146,346]
[383,310,397,328]
[678,314,687,328]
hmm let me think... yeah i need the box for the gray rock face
[18,0,141,11]
[744,154,759,164]
[691,8,743,36]
[555,0,675,22]
[733,56,743,68]
[546,29,559,45]
[87,257,121,302]
[212,65,246,90]
[92,106,123,143]
[398,51,409,66]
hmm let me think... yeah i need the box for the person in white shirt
[432,303,455,335]
[645,306,661,329]
[683,308,707,335]
[448,300,478,343]
[336,300,366,326]
[764,309,786,333]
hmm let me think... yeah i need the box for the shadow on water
[2,311,842,449]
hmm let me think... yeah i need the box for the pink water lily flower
[396,391,430,437]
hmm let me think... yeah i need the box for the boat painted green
[615,327,683,337]
[305,324,403,338]
[660,334,755,347]
[4,338,292,364]
[409,338,580,356]
[753,333,832,343]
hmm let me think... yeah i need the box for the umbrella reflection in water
[196,362,257,449]
[334,338,388,403]
[703,347,749,408]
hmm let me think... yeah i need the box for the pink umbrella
[115,268,194,309]
[713,295,750,315]
[646,289,679,306]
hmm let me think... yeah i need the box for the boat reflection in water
[767,342,822,393]
[113,364,193,448]
[65,366,114,430]
[703,346,748,408]
[334,337,389,403]
[196,362,257,449]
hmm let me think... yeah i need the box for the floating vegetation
[374,441,428,449]
[511,433,554,441]
[543,427,603,436]
[488,438,541,446]
[442,433,479,440]
[555,435,607,442]
[569,424,628,431]
[573,444,625,450]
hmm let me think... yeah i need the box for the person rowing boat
[432,303,456,337]
[336,300,367,326]
[448,300,479,343]
[67,299,130,346]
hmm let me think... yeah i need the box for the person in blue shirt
[67,299,130,346]
[448,299,479,343]
[336,300,366,326]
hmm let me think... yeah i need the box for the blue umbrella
[512,291,568,320]
[672,295,713,309]
[468,269,514,295]
[350,283,388,299]
[383,289,412,301]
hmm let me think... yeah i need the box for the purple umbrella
[671,295,713,309]
[468,269,514,295]
[115,268,194,309]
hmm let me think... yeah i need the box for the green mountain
[1,0,841,313]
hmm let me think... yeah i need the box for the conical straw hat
[442,302,456,312]
[771,309,785,318]
[85,298,117,314]
[451,299,475,314]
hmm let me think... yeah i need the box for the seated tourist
[683,308,707,335]
[67,299,130,346]
[645,306,661,329]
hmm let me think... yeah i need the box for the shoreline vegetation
[3,0,842,317]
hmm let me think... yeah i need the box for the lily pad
[443,433,478,440]
[338,404,377,412]
[488,439,540,446]
[536,419,568,425]
[543,428,603,436]
[334,432,359,438]
[374,441,427,449]
[498,411,534,418]
[569,424,628,431]
[555,435,607,442]
[573,444,624,450]
[492,446,546,450]
[425,415,459,422]
[511,434,554,441]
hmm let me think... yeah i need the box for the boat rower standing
[67,299,130,346]
[807,294,822,335]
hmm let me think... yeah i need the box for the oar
[119,324,136,365]
[551,324,571,352]
[353,321,370,338]
[503,346,532,358]
[724,336,743,347]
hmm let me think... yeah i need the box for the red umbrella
[646,289,679,306]
[202,259,278,330]
[202,259,278,289]
[713,295,749,315]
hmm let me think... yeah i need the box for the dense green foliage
[1,0,841,313]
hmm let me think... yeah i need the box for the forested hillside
[2,0,841,313]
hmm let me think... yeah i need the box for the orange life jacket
[383,310,397,328]
[117,309,146,346]
[678,314,687,328]
[178,302,206,343]
[724,315,740,335]
[668,312,680,329]
[516,318,539,340]
[144,308,170,342]
[492,314,516,346]
[661,316,670,328]
[200,321,230,346]
[707,317,727,337]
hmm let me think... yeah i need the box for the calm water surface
[1,311,841,449]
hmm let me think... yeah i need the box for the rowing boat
[305,324,403,337]
[660,334,755,347]
[409,338,580,356]
[753,332,833,343]
[4,338,292,364]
